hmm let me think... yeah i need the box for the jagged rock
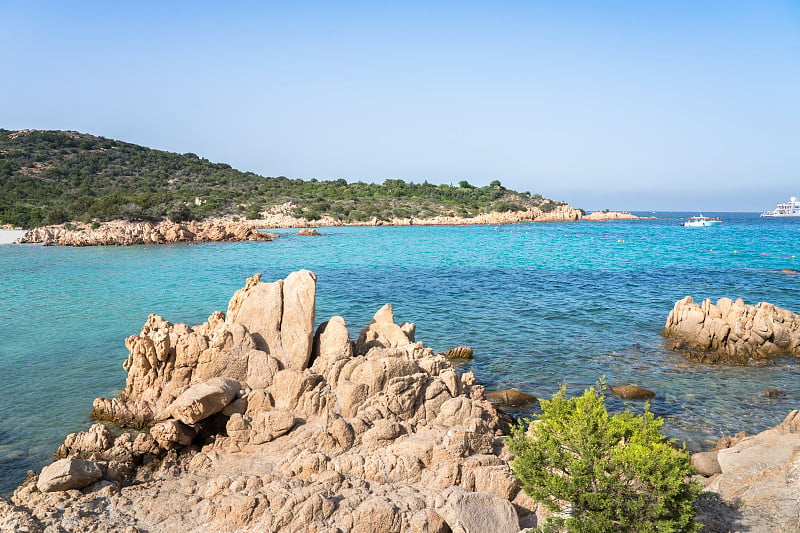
[609,384,655,400]
[4,271,545,531]
[297,228,321,236]
[355,304,416,354]
[441,346,473,359]
[225,270,317,370]
[56,423,114,459]
[435,485,520,533]
[484,389,537,407]
[150,420,196,448]
[37,458,103,492]
[281,270,317,370]
[159,377,240,424]
[663,296,800,364]
[0,500,41,533]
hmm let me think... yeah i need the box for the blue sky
[2,1,798,211]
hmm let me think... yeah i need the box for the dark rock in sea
[609,384,655,400]
[440,345,474,359]
[484,389,537,407]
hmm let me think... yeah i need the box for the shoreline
[12,204,583,246]
[0,229,27,244]
[1,271,796,531]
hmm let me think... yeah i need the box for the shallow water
[1,212,799,494]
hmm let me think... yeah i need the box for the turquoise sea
[1,213,799,494]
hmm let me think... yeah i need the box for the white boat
[761,196,800,217]
[682,214,721,227]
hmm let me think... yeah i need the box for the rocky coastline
[582,210,642,221]
[13,204,582,246]
[1,271,534,532]
[2,275,797,532]
[15,220,275,246]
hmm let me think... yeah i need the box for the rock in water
[440,346,474,359]
[663,296,800,365]
[484,389,537,407]
[609,384,655,400]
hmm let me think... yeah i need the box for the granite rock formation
[694,410,800,532]
[15,220,273,246]
[663,296,800,365]
[583,210,641,221]
[3,271,534,532]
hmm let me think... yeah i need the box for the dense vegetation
[508,384,701,532]
[0,129,565,228]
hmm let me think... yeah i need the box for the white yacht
[681,215,721,227]
[761,196,800,217]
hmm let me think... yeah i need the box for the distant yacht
[681,214,721,227]
[761,196,800,217]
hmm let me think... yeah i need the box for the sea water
[1,213,799,494]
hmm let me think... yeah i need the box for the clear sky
[2,1,798,211]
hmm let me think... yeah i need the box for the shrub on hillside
[507,384,701,532]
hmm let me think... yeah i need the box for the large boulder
[37,458,102,492]
[435,486,520,533]
[159,377,240,424]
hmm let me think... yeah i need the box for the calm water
[1,213,799,494]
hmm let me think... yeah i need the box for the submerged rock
[609,384,655,400]
[484,389,537,408]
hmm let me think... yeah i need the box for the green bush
[507,384,701,532]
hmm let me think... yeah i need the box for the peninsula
[1,129,582,246]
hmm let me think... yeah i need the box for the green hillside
[0,129,566,228]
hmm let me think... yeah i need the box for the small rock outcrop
[297,228,321,236]
[583,210,641,221]
[440,346,474,359]
[4,271,533,532]
[663,296,800,365]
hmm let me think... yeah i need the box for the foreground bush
[507,384,701,532]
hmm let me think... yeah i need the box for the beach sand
[0,230,27,244]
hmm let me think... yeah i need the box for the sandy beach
[0,230,27,244]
